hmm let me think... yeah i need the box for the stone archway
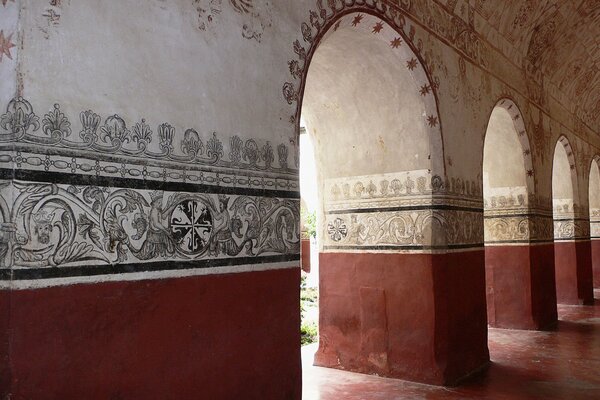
[589,156,600,288]
[295,6,488,386]
[483,98,557,330]
[552,136,594,305]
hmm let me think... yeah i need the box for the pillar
[554,210,594,305]
[314,173,489,385]
[591,210,600,287]
[484,200,557,330]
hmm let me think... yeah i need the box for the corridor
[302,291,600,400]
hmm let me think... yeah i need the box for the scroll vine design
[0,181,300,269]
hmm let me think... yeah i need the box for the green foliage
[300,321,318,345]
[300,275,319,345]
[301,210,317,239]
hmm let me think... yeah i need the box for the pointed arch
[483,98,535,245]
[588,155,600,287]
[552,135,579,220]
[285,3,445,175]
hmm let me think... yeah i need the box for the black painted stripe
[553,218,590,222]
[484,239,554,244]
[1,168,300,199]
[484,213,553,219]
[554,237,591,242]
[0,254,300,281]
[323,243,485,251]
[2,143,298,179]
[325,204,482,214]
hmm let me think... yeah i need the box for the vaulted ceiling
[441,0,600,131]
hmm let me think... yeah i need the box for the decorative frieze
[325,170,483,212]
[590,208,600,239]
[554,218,590,241]
[0,177,300,283]
[323,207,483,251]
[0,97,299,192]
[484,214,553,244]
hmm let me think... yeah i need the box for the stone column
[484,193,557,329]
[314,173,489,385]
[554,201,594,305]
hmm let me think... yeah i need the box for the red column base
[592,239,600,288]
[485,243,557,330]
[1,268,302,400]
[554,241,594,305]
[314,250,489,386]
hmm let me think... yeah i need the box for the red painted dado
[301,239,311,273]
[485,243,557,330]
[314,250,489,386]
[554,241,595,305]
[1,268,302,400]
[592,239,600,288]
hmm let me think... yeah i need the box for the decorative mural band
[484,214,553,244]
[322,172,485,250]
[325,171,483,212]
[553,219,590,241]
[323,206,483,251]
[0,97,299,192]
[0,177,300,281]
[591,209,600,239]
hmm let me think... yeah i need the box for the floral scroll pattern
[0,180,299,270]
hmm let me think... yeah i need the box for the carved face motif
[34,221,53,244]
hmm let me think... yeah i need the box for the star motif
[570,164,575,170]
[406,58,418,70]
[427,115,438,127]
[419,84,431,96]
[1,0,15,7]
[523,149,531,156]
[527,169,534,177]
[406,58,417,71]
[372,22,384,33]
[352,14,364,26]
[0,30,16,62]
[390,37,402,48]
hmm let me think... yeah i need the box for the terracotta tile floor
[302,290,600,399]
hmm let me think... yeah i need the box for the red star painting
[390,37,402,48]
[372,22,383,33]
[427,115,439,127]
[0,30,16,62]
[351,14,363,26]
[406,58,418,70]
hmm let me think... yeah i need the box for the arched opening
[482,99,556,329]
[552,137,594,304]
[295,11,487,386]
[589,157,600,288]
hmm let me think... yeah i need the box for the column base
[554,241,594,305]
[485,243,557,330]
[315,250,489,386]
